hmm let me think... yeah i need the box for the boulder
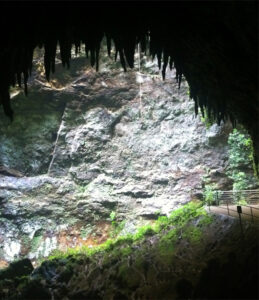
[0,258,33,280]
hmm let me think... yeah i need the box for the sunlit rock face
[0,53,233,264]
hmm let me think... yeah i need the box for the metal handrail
[217,202,259,211]
[213,189,259,193]
[207,189,259,226]
[216,205,259,219]
[210,190,259,203]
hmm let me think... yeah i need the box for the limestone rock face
[0,54,233,264]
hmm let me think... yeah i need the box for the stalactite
[157,50,162,70]
[106,35,111,57]
[162,53,168,80]
[169,57,173,70]
[60,36,72,68]
[0,2,257,171]
[0,89,13,121]
[118,49,127,72]
[44,40,57,81]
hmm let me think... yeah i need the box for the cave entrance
[0,40,258,267]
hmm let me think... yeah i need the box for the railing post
[250,206,254,223]
[237,206,244,237]
[226,199,230,216]
[216,191,219,206]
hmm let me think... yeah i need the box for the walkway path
[206,189,259,224]
[209,204,259,224]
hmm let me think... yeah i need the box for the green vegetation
[201,128,258,206]
[182,226,202,244]
[47,201,210,262]
[227,128,258,192]
[76,184,88,194]
[46,201,212,282]
[109,211,126,238]
[198,213,213,226]
[201,170,218,205]
[228,129,253,170]
[203,184,218,205]
[31,236,42,253]
[199,109,215,129]
[80,226,92,239]
[41,183,53,193]
[1,202,215,300]
[21,235,31,249]
[133,224,156,240]
[109,211,116,222]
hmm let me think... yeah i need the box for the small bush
[203,184,219,205]
[227,128,258,191]
[134,225,156,241]
[199,108,215,129]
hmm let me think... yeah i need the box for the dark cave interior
[0,2,258,299]
[0,1,258,171]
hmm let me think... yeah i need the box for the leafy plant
[228,129,253,169]
[109,211,126,238]
[203,184,216,205]
[199,109,215,129]
[80,227,92,239]
[109,211,116,222]
[77,185,88,194]
[133,225,156,240]
[227,128,258,192]
[31,235,42,253]
[203,184,224,206]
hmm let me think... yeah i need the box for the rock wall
[0,53,234,265]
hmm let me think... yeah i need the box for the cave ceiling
[0,1,258,169]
